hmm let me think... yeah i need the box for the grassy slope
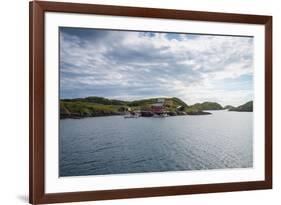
[60,101,122,118]
[60,97,229,118]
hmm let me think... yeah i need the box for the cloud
[59,27,254,106]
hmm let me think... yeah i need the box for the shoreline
[60,109,254,119]
[60,111,212,119]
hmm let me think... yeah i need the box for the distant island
[228,101,253,112]
[60,96,253,119]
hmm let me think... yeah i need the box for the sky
[59,27,254,107]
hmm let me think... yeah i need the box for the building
[118,106,130,112]
[151,98,165,114]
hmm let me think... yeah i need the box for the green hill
[190,102,223,110]
[60,96,212,118]
[229,101,253,112]
[60,97,252,118]
[62,96,128,105]
[224,105,235,110]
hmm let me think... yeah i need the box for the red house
[151,99,166,114]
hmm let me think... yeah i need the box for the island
[60,97,253,119]
[224,105,235,110]
[228,101,253,112]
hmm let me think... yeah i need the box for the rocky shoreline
[60,110,212,119]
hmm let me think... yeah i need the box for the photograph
[59,27,254,177]
[28,2,272,203]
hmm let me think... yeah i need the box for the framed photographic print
[29,1,272,204]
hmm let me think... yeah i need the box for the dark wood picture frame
[29,1,272,204]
